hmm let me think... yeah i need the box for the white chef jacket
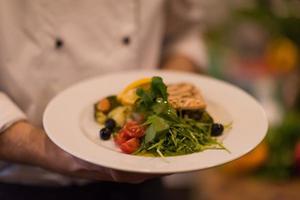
[0,0,206,185]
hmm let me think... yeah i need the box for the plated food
[94,77,230,157]
[43,70,268,173]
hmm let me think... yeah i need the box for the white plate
[43,70,268,174]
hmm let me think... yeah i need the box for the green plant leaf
[151,76,168,101]
[145,124,156,144]
[145,115,169,143]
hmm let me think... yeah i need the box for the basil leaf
[135,76,168,113]
[151,77,168,101]
[136,88,152,106]
[152,99,168,115]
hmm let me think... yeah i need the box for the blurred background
[163,0,300,199]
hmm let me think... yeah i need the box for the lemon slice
[118,78,151,105]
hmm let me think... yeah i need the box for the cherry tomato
[114,131,129,146]
[122,121,145,138]
[120,138,140,154]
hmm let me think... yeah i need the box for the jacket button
[55,38,64,49]
[122,37,130,45]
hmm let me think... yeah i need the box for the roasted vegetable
[95,95,121,114]
[95,111,107,124]
[108,106,132,127]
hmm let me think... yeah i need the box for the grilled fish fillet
[167,83,206,110]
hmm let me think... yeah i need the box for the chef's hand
[0,121,160,183]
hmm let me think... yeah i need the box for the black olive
[99,127,112,140]
[211,123,224,136]
[105,118,116,130]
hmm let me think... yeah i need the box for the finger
[72,157,105,171]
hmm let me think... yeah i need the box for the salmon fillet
[167,83,206,110]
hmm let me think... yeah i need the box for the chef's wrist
[161,54,201,73]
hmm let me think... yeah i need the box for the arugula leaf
[137,114,226,157]
[145,115,169,143]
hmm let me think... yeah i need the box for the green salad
[94,76,229,157]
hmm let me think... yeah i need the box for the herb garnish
[134,77,227,157]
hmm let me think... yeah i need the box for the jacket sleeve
[0,92,27,133]
[163,0,207,68]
